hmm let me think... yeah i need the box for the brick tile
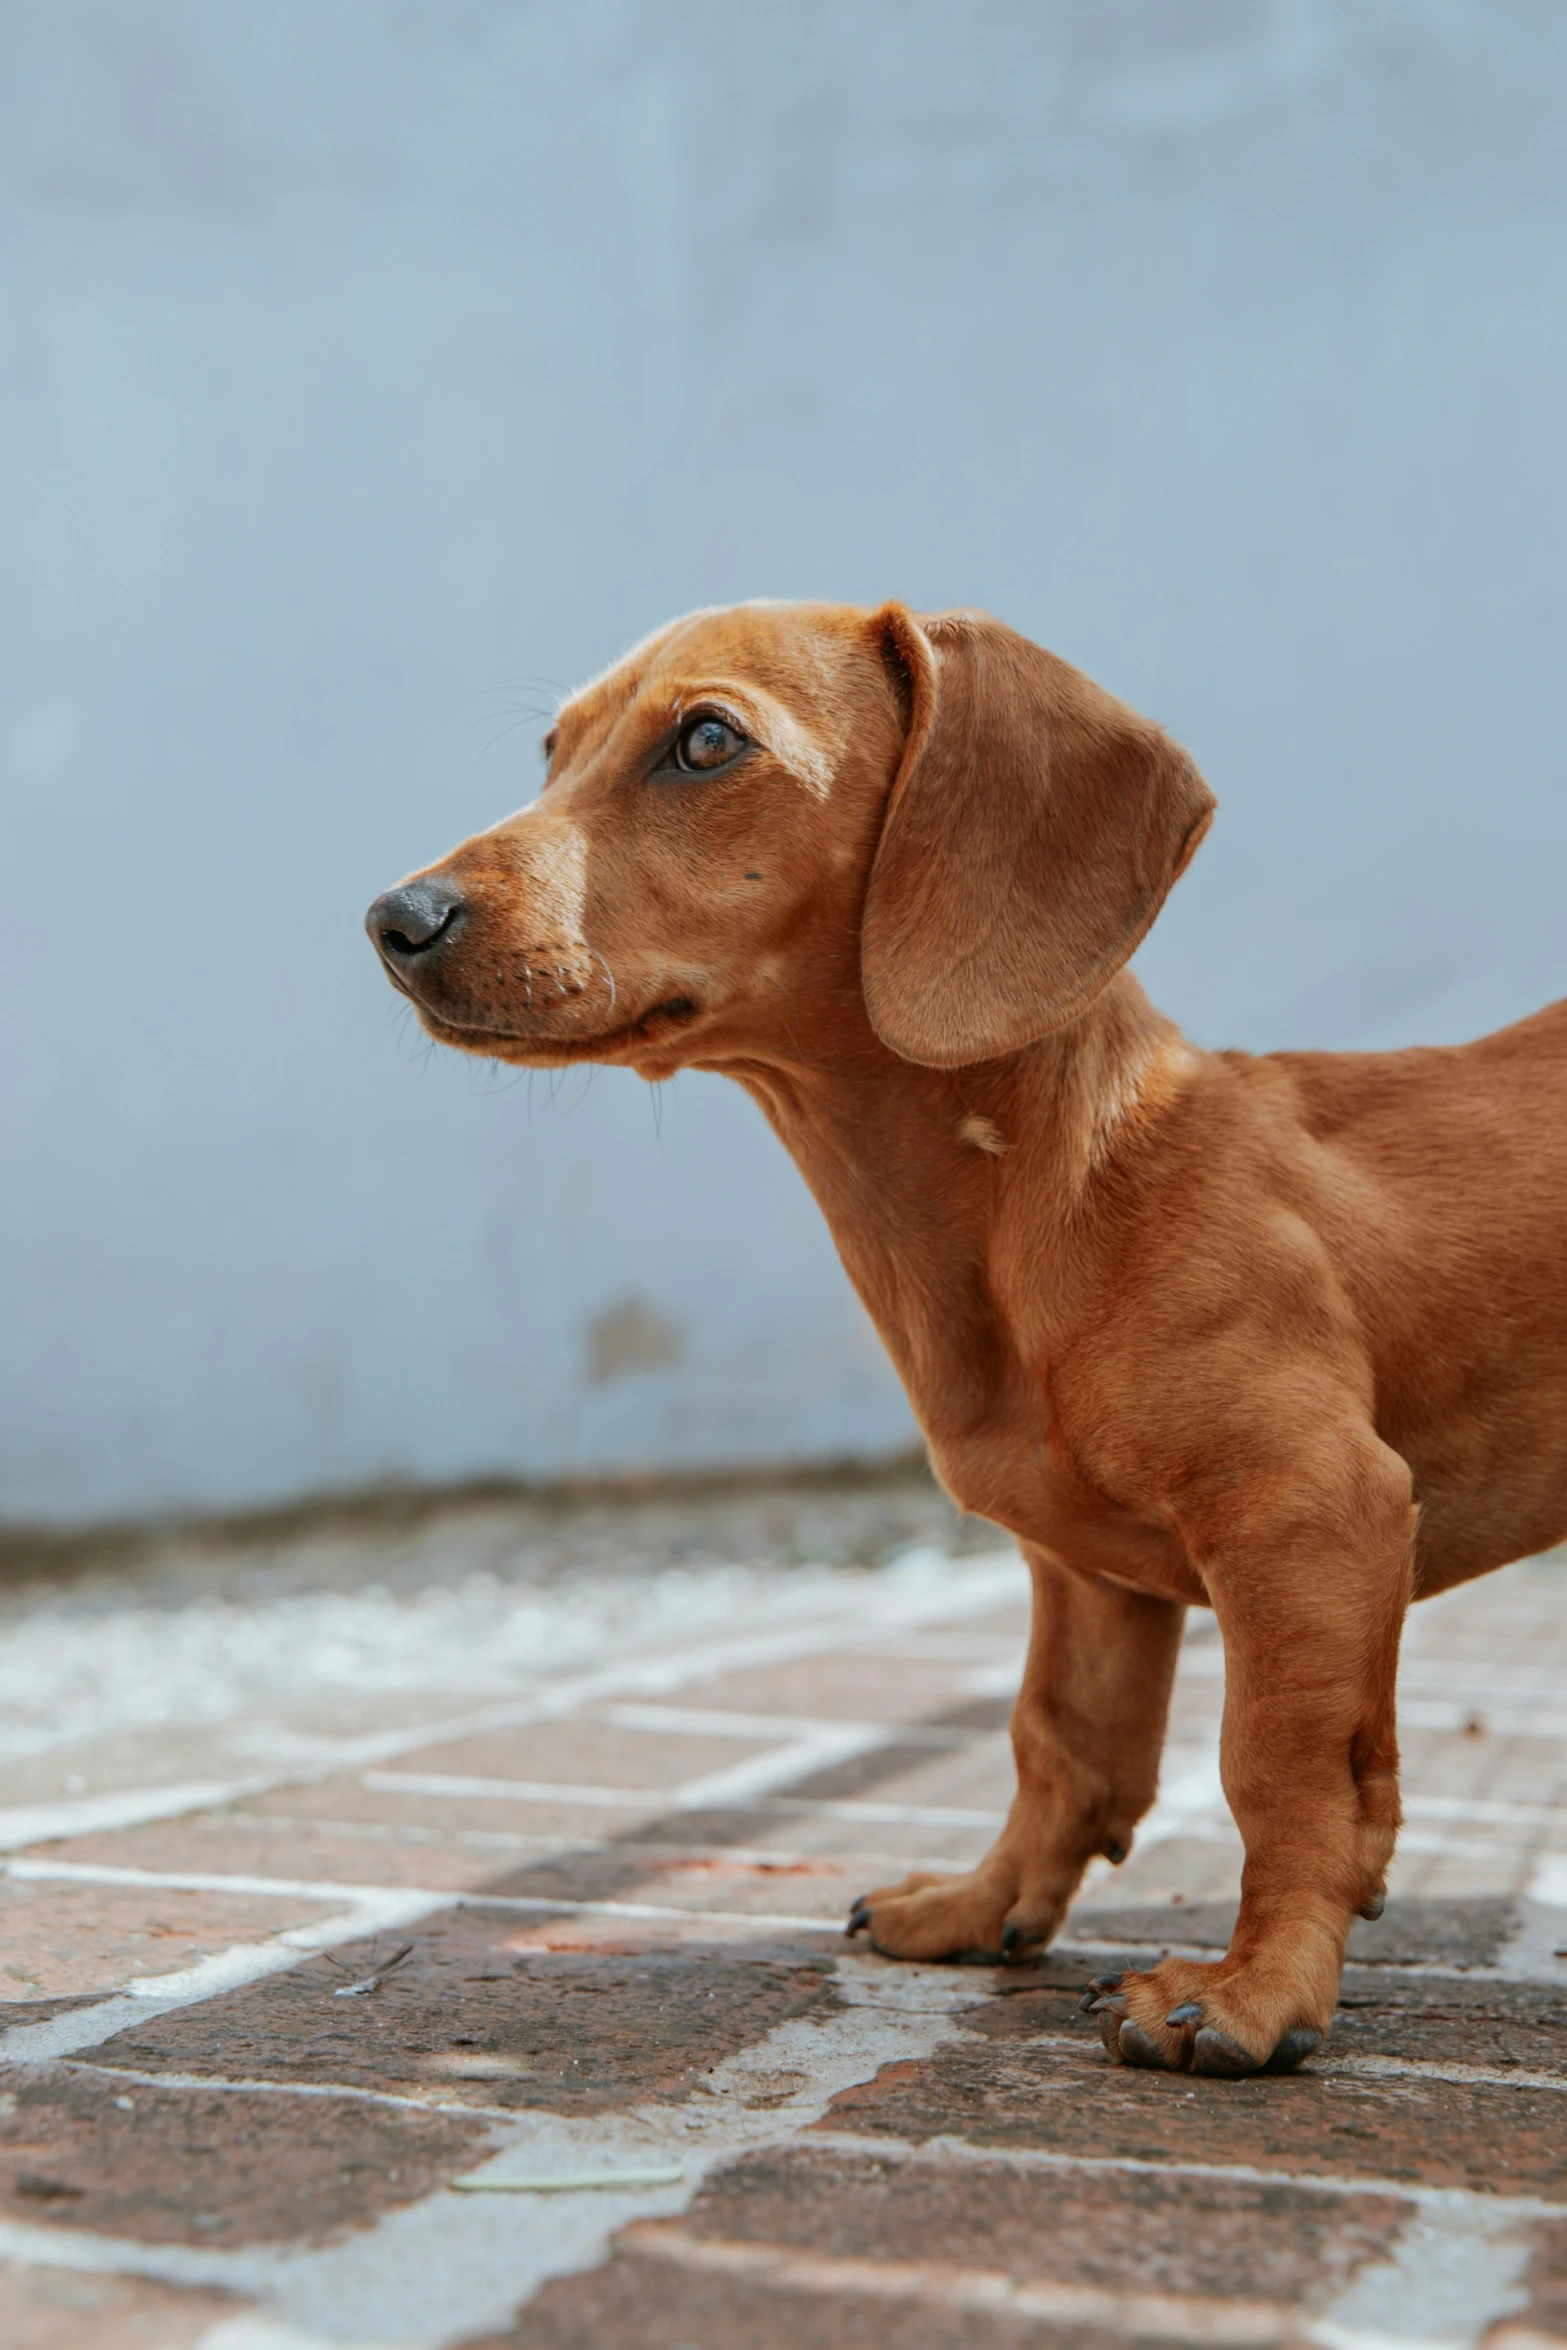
[920,1694,1012,1733]
[1332,1975,1567,2076]
[802,1741,1015,1814]
[1402,1731,1567,1806]
[471,2247,1090,2350]
[0,2065,487,2246]
[964,1959,1567,2079]
[1072,1841,1245,1916]
[1063,1895,1522,1974]
[681,2144,1405,2303]
[668,1655,990,1724]
[397,1720,771,1790]
[0,1878,328,2001]
[0,1731,245,1811]
[1402,1721,1567,1770]
[0,2263,240,2350]
[0,1699,485,1815]
[814,2035,1567,2195]
[52,1810,533,1891]
[942,1604,1032,1638]
[1387,1844,1536,1903]
[574,1850,858,1922]
[1347,1897,1524,1970]
[242,1774,663,1837]
[496,1838,853,1903]
[89,1915,840,2112]
[709,1810,992,1869]
[495,1912,836,1955]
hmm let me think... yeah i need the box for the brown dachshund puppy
[366,602,1567,2078]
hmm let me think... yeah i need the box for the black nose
[365,876,466,963]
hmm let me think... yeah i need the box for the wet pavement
[0,1478,1562,2348]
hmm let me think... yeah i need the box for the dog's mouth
[406,991,700,1062]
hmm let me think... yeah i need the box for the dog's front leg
[846,1548,1184,1961]
[1089,1431,1414,2076]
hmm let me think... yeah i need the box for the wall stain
[587,1297,683,1383]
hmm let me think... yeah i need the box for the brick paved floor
[0,1480,1562,2348]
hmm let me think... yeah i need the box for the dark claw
[1103,1839,1128,1864]
[1359,1890,1386,1922]
[1079,1989,1102,2013]
[1193,2024,1264,2078]
[1118,2020,1167,2069]
[1087,1973,1123,1994]
[1263,2025,1324,2073]
[1092,1992,1127,2055]
[1165,2001,1202,2026]
[846,1903,871,1937]
[1000,1923,1029,1958]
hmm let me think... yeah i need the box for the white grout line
[1404,1794,1567,1830]
[219,1813,576,1853]
[0,1777,278,1854]
[1329,2052,1567,2095]
[896,2024,1567,2096]
[754,1792,1008,1827]
[0,2219,275,2296]
[362,1771,663,1810]
[667,1726,909,1808]
[61,2058,527,2125]
[1396,1672,1567,1702]
[1397,1701,1567,1739]
[1528,1853,1567,1907]
[5,1858,437,1905]
[802,2130,1567,2220]
[197,2318,404,2350]
[596,1701,979,1748]
[1303,2199,1537,2350]
[1056,1940,1533,1982]
[1496,1883,1567,1986]
[1,1857,853,1943]
[361,1770,1012,1828]
[448,1891,846,1933]
[1396,1828,1553,1861]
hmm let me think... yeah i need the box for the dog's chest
[925,1416,1207,1605]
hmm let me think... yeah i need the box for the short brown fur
[367,600,1567,2077]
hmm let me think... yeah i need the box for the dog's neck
[718,972,1192,1514]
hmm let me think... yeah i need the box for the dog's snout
[365,877,466,964]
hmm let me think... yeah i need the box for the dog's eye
[674,715,746,773]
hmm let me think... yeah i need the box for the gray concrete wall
[4,2,1565,1525]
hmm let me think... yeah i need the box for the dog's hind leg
[1089,1426,1414,2076]
[846,1548,1183,1962]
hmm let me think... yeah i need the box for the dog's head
[366,601,1213,1075]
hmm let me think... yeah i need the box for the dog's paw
[845,1866,1060,1964]
[1081,1958,1325,2077]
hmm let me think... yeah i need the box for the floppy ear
[861,606,1215,1068]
